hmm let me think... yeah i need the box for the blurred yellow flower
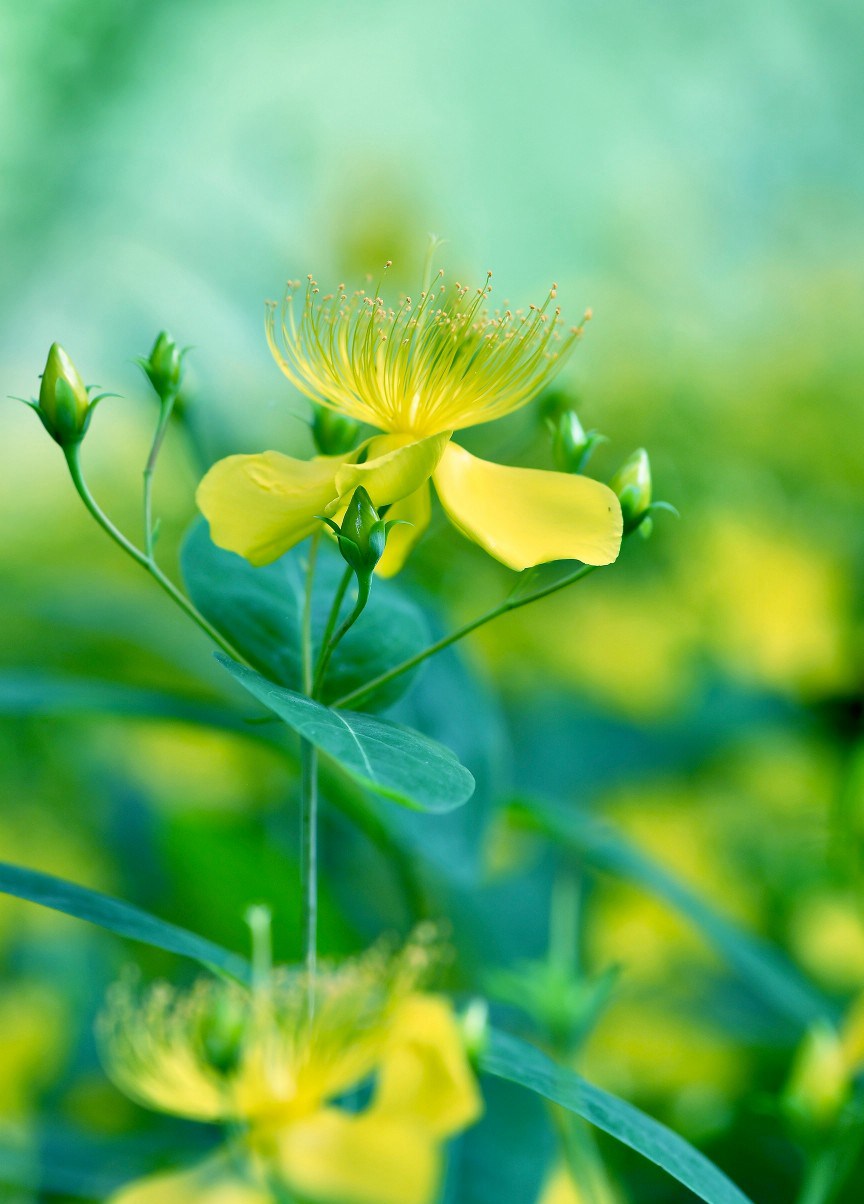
[197,265,622,576]
[101,935,482,1204]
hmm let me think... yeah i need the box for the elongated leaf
[0,861,249,981]
[218,655,474,813]
[182,520,429,711]
[514,800,835,1029]
[0,671,252,733]
[482,1029,754,1204]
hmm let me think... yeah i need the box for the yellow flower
[101,935,482,1204]
[197,263,623,576]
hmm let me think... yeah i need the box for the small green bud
[550,410,605,474]
[35,343,93,446]
[334,487,388,576]
[139,331,183,400]
[610,448,652,532]
[312,406,360,456]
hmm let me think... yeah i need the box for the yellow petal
[375,993,483,1139]
[277,1107,440,1204]
[433,443,623,570]
[375,483,432,578]
[196,451,352,567]
[108,1156,268,1204]
[335,432,450,509]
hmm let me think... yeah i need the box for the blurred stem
[333,562,599,709]
[549,860,582,977]
[300,534,321,1009]
[143,392,176,558]
[63,444,246,664]
[550,1103,613,1204]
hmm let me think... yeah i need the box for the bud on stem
[26,344,97,446]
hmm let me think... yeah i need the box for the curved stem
[333,562,598,709]
[63,445,246,664]
[143,393,176,558]
[313,564,353,689]
[312,576,369,699]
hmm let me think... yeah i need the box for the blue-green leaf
[512,800,835,1030]
[218,655,475,813]
[182,520,429,711]
[0,861,249,981]
[482,1028,754,1204]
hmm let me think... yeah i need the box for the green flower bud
[139,331,184,401]
[610,448,652,532]
[312,406,360,456]
[333,487,388,576]
[35,343,93,446]
[550,410,605,474]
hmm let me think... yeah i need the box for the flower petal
[374,994,483,1139]
[108,1156,267,1204]
[335,432,450,509]
[433,443,623,570]
[196,451,353,567]
[277,1107,440,1204]
[376,484,432,578]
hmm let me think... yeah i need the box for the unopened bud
[610,448,652,532]
[551,410,604,474]
[312,406,359,456]
[34,343,94,446]
[139,331,184,401]
[333,487,388,575]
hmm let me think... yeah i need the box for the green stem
[300,534,321,1010]
[143,393,176,558]
[333,562,598,709]
[549,1103,612,1204]
[312,576,369,699]
[63,445,247,664]
[795,1152,835,1204]
[312,564,353,691]
[549,859,582,978]
[299,737,318,1007]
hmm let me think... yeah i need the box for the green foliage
[182,520,429,712]
[0,861,249,981]
[218,654,475,814]
[482,1029,755,1204]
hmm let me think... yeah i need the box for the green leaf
[182,519,430,711]
[511,800,835,1030]
[482,1028,755,1204]
[218,655,475,813]
[0,861,250,982]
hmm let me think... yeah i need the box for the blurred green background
[1,1,863,1201]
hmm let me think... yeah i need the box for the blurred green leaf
[218,654,475,813]
[511,800,836,1031]
[182,520,430,712]
[481,1028,755,1204]
[0,861,250,981]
